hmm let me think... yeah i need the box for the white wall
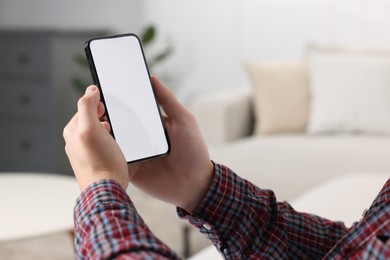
[144,0,390,102]
[0,0,144,33]
[2,0,390,103]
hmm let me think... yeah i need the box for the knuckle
[77,96,87,107]
[187,112,197,124]
[63,126,69,140]
[78,126,94,142]
[77,94,93,108]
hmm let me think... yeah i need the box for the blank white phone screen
[88,35,169,162]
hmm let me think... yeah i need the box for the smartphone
[84,33,169,163]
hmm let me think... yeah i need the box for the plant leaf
[148,46,174,68]
[141,25,156,46]
[74,55,89,68]
[72,77,90,95]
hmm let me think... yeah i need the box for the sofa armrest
[188,87,252,145]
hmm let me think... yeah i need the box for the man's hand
[63,85,129,191]
[128,77,214,213]
[63,77,214,213]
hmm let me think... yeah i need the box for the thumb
[152,76,187,119]
[77,85,101,131]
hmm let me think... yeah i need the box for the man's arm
[179,163,351,259]
[74,179,180,259]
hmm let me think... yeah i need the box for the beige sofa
[189,46,390,201]
[190,87,390,201]
[187,50,390,257]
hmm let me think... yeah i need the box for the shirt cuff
[177,163,244,251]
[74,179,133,225]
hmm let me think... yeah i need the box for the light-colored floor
[0,231,74,260]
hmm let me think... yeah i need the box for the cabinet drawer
[0,41,49,78]
[0,122,55,168]
[0,81,51,118]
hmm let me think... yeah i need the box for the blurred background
[2,0,390,174]
[3,0,390,101]
[1,0,390,259]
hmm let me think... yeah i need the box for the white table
[0,173,80,241]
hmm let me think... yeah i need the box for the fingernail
[86,85,96,93]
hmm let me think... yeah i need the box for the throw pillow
[308,47,390,135]
[244,61,309,135]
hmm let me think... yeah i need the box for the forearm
[179,164,350,259]
[74,179,180,260]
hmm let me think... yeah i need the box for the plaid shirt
[74,164,390,259]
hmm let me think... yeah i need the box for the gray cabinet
[0,30,103,174]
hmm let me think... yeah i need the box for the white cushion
[308,48,390,135]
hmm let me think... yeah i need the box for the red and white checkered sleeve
[74,179,181,260]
